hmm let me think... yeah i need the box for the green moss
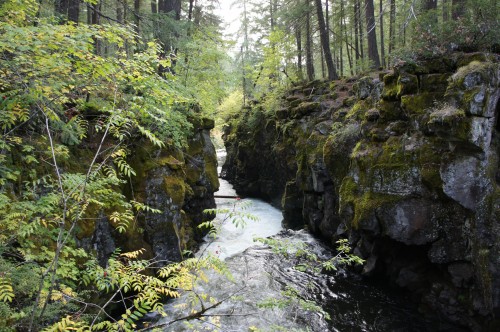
[416,57,454,74]
[187,137,204,156]
[127,143,187,202]
[420,73,452,92]
[339,176,399,229]
[456,53,491,68]
[158,155,184,170]
[396,73,419,97]
[347,99,372,120]
[276,108,290,119]
[352,137,413,178]
[401,93,442,115]
[451,60,497,89]
[291,102,320,118]
[201,117,215,129]
[187,114,203,129]
[295,151,310,191]
[185,164,200,184]
[353,192,400,228]
[368,128,389,142]
[383,72,398,85]
[377,99,403,121]
[342,96,357,107]
[65,147,96,173]
[339,176,358,211]
[76,219,96,239]
[324,122,362,182]
[163,176,186,206]
[428,105,466,125]
[476,247,493,311]
[289,98,303,108]
[178,210,196,252]
[203,156,220,191]
[382,73,399,100]
[417,141,444,190]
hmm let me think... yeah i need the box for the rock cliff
[78,111,219,265]
[222,53,499,329]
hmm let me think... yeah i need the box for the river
[159,150,448,331]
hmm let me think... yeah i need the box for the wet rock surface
[163,230,457,331]
[222,52,500,330]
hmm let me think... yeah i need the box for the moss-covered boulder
[291,101,320,118]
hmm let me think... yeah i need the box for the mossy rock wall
[222,52,500,329]
[77,111,219,265]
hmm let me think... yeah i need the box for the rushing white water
[157,150,444,331]
[196,150,284,260]
[196,165,283,260]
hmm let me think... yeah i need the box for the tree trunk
[365,0,380,68]
[243,0,249,54]
[423,0,438,25]
[88,2,102,54]
[67,0,79,22]
[270,0,275,30]
[87,3,91,24]
[91,2,100,25]
[164,0,181,19]
[242,0,250,102]
[151,0,157,13]
[452,0,465,19]
[442,0,449,21]
[339,41,343,77]
[325,0,329,45]
[356,0,364,59]
[305,1,315,81]
[354,0,360,61]
[423,0,437,10]
[341,0,353,75]
[55,0,69,17]
[348,11,355,75]
[320,48,326,78]
[379,0,385,67]
[241,46,247,106]
[188,0,194,21]
[134,0,141,36]
[296,25,304,80]
[117,4,123,23]
[56,0,79,23]
[315,0,338,80]
[158,0,180,17]
[389,0,395,54]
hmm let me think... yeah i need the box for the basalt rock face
[78,114,219,264]
[222,53,500,330]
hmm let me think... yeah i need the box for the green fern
[0,278,14,303]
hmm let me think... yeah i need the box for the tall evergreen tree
[452,0,466,19]
[389,0,396,54]
[365,0,380,68]
[379,0,385,67]
[315,0,338,79]
[305,0,315,80]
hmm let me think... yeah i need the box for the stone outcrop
[79,110,219,264]
[222,53,499,330]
